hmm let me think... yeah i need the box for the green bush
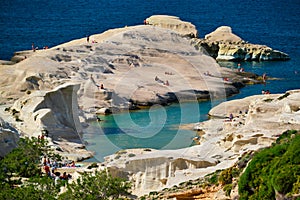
[271,165,298,194]
[238,130,300,199]
[223,184,232,196]
[58,170,131,200]
[208,173,218,185]
[219,168,233,185]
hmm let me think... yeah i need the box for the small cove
[83,60,300,162]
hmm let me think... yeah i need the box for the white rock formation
[204,26,242,43]
[0,25,242,114]
[0,16,292,193]
[0,19,259,160]
[0,117,19,157]
[145,15,198,37]
[1,83,93,160]
[7,83,82,139]
[103,90,300,196]
[191,26,290,61]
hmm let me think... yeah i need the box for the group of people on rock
[165,71,174,75]
[155,76,169,86]
[236,63,271,95]
[224,109,249,123]
[43,156,75,183]
[31,42,49,52]
[86,35,97,43]
[203,71,212,76]
[262,89,271,94]
[49,168,72,185]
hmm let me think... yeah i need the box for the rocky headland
[191,26,290,61]
[0,14,295,198]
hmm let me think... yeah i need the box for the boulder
[96,107,112,115]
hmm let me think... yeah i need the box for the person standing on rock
[262,73,267,82]
[44,163,50,176]
[229,113,233,121]
[87,35,90,43]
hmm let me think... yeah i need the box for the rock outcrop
[1,83,93,160]
[0,117,19,157]
[205,26,242,43]
[6,83,81,139]
[103,90,300,196]
[145,15,198,38]
[190,26,290,61]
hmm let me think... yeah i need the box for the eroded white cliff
[0,117,19,157]
[1,83,93,160]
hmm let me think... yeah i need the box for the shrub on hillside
[238,130,300,199]
[58,170,131,200]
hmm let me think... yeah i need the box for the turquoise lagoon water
[84,59,300,162]
[0,0,299,161]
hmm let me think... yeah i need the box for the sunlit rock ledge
[102,89,300,196]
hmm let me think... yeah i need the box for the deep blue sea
[1,0,299,161]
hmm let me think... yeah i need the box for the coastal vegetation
[238,130,300,199]
[0,137,131,200]
[58,170,131,200]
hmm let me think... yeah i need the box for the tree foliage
[59,170,131,200]
[0,137,131,199]
[238,130,300,199]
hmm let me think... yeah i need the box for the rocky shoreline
[102,90,300,197]
[0,15,295,198]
